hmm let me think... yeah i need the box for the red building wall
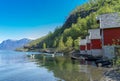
[103,28,120,45]
[80,45,86,50]
[91,39,102,49]
[86,43,90,50]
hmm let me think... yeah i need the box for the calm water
[0,50,106,81]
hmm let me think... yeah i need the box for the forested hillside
[25,0,120,52]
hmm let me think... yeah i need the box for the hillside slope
[25,0,120,51]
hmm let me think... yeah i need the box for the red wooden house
[97,13,120,46]
[86,36,91,54]
[97,13,120,59]
[80,39,87,54]
[79,13,120,59]
[88,29,102,56]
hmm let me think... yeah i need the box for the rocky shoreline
[101,68,120,81]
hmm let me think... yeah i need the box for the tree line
[25,0,120,52]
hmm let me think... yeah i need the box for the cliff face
[0,38,31,50]
[62,8,97,29]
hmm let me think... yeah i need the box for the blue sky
[0,0,87,42]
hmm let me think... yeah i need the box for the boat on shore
[43,52,64,57]
[71,53,102,61]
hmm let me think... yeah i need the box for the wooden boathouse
[80,13,120,59]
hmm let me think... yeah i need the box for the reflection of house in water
[79,64,88,73]
[80,13,120,59]
[78,61,103,81]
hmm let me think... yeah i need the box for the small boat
[71,53,102,61]
[45,52,64,57]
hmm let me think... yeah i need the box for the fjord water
[0,50,59,81]
[0,50,105,81]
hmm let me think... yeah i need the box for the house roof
[88,29,101,39]
[97,13,120,29]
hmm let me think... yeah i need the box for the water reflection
[0,50,106,81]
[32,54,106,81]
[0,51,60,81]
[0,53,27,65]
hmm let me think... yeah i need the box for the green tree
[43,42,46,49]
[24,0,120,52]
[65,36,73,48]
[58,36,65,51]
[53,39,57,48]
[97,4,115,14]
[74,37,81,50]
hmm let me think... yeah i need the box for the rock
[101,69,120,81]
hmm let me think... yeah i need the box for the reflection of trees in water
[32,54,104,81]
[52,57,89,81]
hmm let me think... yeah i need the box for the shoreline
[100,68,120,81]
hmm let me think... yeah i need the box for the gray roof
[97,13,120,29]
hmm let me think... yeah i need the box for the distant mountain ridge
[0,38,32,50]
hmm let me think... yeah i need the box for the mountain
[25,0,120,52]
[0,38,32,50]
